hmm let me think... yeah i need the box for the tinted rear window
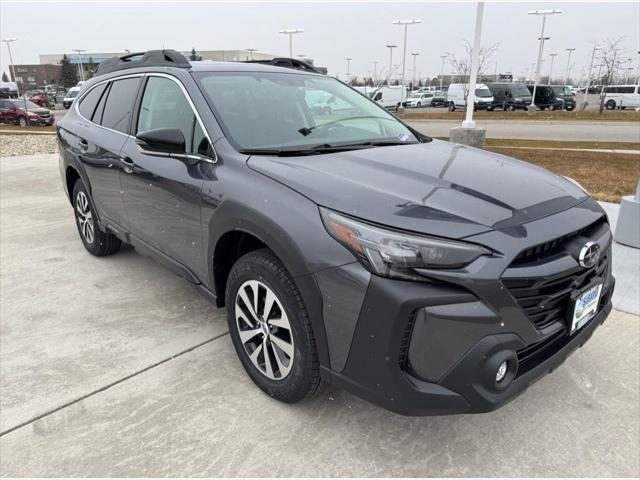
[78,84,107,120]
[101,77,140,133]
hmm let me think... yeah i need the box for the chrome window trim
[75,72,217,164]
[74,73,142,139]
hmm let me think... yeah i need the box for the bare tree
[597,37,626,113]
[446,40,499,86]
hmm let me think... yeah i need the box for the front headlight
[320,208,492,280]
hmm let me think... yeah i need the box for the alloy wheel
[235,280,294,380]
[76,191,95,244]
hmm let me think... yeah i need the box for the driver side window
[138,76,207,154]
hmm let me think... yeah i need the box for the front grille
[503,252,608,330]
[517,329,566,373]
[513,217,606,265]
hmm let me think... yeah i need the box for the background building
[9,64,61,89]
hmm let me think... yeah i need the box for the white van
[603,85,640,110]
[370,86,407,110]
[62,86,82,109]
[447,83,494,111]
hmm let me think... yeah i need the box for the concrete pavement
[1,154,639,477]
[408,119,640,142]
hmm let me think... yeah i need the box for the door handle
[79,138,88,153]
[120,156,135,174]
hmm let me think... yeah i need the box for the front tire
[17,116,28,127]
[226,249,323,403]
[448,102,456,112]
[72,180,121,256]
[605,99,616,110]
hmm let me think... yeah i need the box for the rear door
[119,74,215,280]
[76,76,141,230]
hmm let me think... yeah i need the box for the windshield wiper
[239,140,418,157]
[298,115,398,136]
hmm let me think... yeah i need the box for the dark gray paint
[315,263,370,371]
[57,59,614,415]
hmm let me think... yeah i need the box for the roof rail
[243,57,322,74]
[94,49,191,77]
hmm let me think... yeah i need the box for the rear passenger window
[101,77,140,134]
[137,76,196,151]
[92,83,110,124]
[78,84,107,119]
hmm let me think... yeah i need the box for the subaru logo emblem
[579,242,600,269]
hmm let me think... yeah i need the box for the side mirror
[136,128,185,154]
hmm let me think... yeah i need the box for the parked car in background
[603,85,640,110]
[551,86,576,111]
[486,83,532,110]
[0,98,54,126]
[447,83,494,111]
[430,90,448,107]
[526,85,563,111]
[28,91,53,109]
[0,81,19,99]
[403,91,434,108]
[370,85,407,110]
[63,86,82,109]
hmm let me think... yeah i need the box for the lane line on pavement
[0,331,230,437]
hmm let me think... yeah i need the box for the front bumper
[319,201,615,415]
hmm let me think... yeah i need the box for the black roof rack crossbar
[243,57,322,74]
[94,49,191,77]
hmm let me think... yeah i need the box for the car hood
[27,108,50,114]
[247,139,588,239]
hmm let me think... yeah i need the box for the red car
[28,93,52,108]
[0,98,54,126]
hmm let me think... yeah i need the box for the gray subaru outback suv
[57,50,614,415]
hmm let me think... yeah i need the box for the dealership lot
[1,153,639,477]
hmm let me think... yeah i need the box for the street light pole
[528,9,562,111]
[72,49,86,82]
[411,52,419,88]
[386,44,397,84]
[345,57,352,80]
[279,29,304,58]
[564,48,575,85]
[373,61,378,83]
[246,48,257,60]
[462,1,484,128]
[1,38,19,96]
[392,19,421,103]
[439,54,447,89]
[548,53,558,84]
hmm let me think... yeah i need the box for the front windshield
[552,86,572,96]
[66,89,79,98]
[475,87,492,98]
[195,72,418,150]
[12,99,40,109]
[509,84,531,96]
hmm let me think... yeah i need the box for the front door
[119,75,214,281]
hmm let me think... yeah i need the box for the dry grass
[483,139,640,150]
[402,109,640,122]
[0,124,56,134]
[487,147,640,203]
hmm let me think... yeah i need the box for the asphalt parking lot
[1,154,639,477]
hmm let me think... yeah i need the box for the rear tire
[72,180,121,257]
[605,99,616,110]
[225,249,324,403]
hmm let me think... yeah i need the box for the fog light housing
[496,361,508,383]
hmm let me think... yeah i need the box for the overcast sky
[1,1,639,83]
